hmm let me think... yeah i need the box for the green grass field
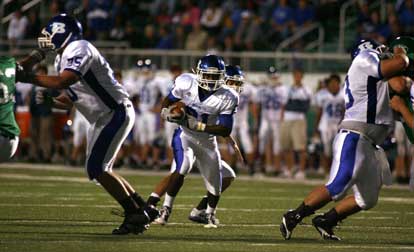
[1,163,414,252]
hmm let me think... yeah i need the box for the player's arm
[53,92,74,110]
[388,76,411,95]
[390,96,414,128]
[20,70,79,89]
[17,49,47,71]
[160,92,183,123]
[187,113,234,137]
[380,47,409,79]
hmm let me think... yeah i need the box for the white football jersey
[410,80,414,106]
[315,88,345,131]
[235,82,257,123]
[258,84,284,122]
[343,49,393,125]
[171,73,239,139]
[137,76,165,112]
[56,40,129,123]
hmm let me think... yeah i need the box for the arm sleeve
[61,43,93,76]
[218,114,234,129]
[358,51,382,79]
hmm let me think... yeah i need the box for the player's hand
[185,115,206,131]
[29,48,47,63]
[389,96,406,113]
[161,105,184,123]
[15,63,35,83]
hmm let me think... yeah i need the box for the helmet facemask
[225,75,244,93]
[38,27,73,51]
[196,68,225,91]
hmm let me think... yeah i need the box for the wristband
[197,122,206,131]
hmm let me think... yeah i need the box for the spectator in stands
[110,15,126,41]
[141,24,159,48]
[387,14,402,43]
[185,22,208,50]
[235,11,262,50]
[219,14,235,43]
[180,0,201,32]
[368,11,390,44]
[25,10,41,39]
[7,10,29,52]
[200,1,223,35]
[85,0,112,40]
[206,35,220,55]
[293,0,315,29]
[28,65,53,163]
[156,2,172,26]
[173,25,186,49]
[398,0,414,34]
[280,68,311,180]
[156,26,174,49]
[271,0,294,40]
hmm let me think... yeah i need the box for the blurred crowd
[11,62,412,184]
[3,0,413,53]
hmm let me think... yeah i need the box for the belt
[339,129,379,149]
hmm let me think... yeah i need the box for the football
[170,101,186,120]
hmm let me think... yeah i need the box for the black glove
[29,48,47,63]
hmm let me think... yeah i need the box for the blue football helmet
[196,55,225,91]
[225,65,244,93]
[38,14,83,50]
[350,39,387,60]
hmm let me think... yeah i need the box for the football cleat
[112,220,148,235]
[280,209,301,240]
[204,213,219,229]
[312,215,341,241]
[153,206,171,225]
[143,205,160,223]
[189,208,208,224]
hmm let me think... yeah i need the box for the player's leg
[0,135,19,162]
[271,122,282,175]
[312,140,386,240]
[195,139,223,228]
[394,122,409,183]
[240,122,255,173]
[85,102,149,234]
[280,120,294,178]
[154,128,194,225]
[147,174,171,207]
[189,160,236,224]
[258,119,270,175]
[292,119,307,179]
[280,131,360,240]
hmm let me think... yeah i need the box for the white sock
[163,193,175,208]
[206,205,215,214]
[150,192,160,198]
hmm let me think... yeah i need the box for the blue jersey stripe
[171,128,184,172]
[367,76,379,124]
[83,70,118,109]
[86,105,126,179]
[326,132,359,197]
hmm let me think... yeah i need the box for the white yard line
[1,162,412,190]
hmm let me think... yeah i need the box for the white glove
[161,105,185,123]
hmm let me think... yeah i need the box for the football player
[314,74,345,175]
[147,65,243,225]
[16,14,158,234]
[149,55,239,228]
[226,65,258,175]
[258,67,284,175]
[134,59,165,169]
[280,39,410,240]
[0,57,20,162]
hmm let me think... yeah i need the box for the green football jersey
[0,56,20,137]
